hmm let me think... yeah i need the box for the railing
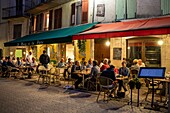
[26,0,49,9]
[2,5,30,19]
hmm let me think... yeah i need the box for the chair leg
[96,88,101,102]
[145,90,150,101]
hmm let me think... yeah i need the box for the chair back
[49,67,56,75]
[130,69,138,78]
[98,76,113,86]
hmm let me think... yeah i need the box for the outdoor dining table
[73,70,91,88]
[155,78,170,112]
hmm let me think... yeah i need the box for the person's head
[88,58,93,64]
[93,60,98,66]
[108,65,115,70]
[103,58,108,64]
[32,57,35,61]
[121,61,126,67]
[43,50,46,54]
[68,58,71,61]
[75,60,80,66]
[82,58,85,61]
[1,56,4,60]
[12,57,15,60]
[17,57,20,61]
[133,59,138,65]
[29,51,32,55]
[5,56,9,61]
[138,59,143,65]
[84,61,87,66]
[61,58,64,62]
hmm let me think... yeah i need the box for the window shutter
[70,3,76,26]
[49,10,53,30]
[82,0,88,23]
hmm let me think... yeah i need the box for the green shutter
[161,0,170,15]
[116,0,125,20]
[127,0,136,19]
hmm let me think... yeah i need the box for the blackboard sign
[113,48,122,60]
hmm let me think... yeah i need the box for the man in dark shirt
[100,65,116,81]
[39,50,50,68]
[100,65,117,97]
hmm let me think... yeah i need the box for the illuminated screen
[138,67,166,78]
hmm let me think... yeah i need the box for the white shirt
[26,54,32,64]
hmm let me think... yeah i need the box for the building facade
[74,0,170,71]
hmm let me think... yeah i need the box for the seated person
[81,61,87,70]
[71,61,82,89]
[100,65,117,97]
[90,60,100,78]
[131,59,140,71]
[63,58,73,79]
[85,60,100,90]
[118,62,130,92]
[100,58,110,72]
[137,59,145,67]
[28,57,38,78]
[15,57,22,67]
[86,58,93,69]
[6,56,19,76]
[57,58,65,68]
[100,65,116,81]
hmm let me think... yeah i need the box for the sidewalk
[0,77,168,113]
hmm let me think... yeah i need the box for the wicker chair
[96,76,117,102]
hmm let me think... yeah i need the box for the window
[76,1,82,25]
[36,13,44,32]
[127,39,161,67]
[161,0,170,15]
[70,3,76,26]
[82,0,88,23]
[116,0,136,20]
[44,13,49,31]
[13,24,22,39]
[49,10,53,30]
[54,8,62,29]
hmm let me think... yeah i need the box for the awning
[73,16,170,40]
[4,22,97,46]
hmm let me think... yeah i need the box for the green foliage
[77,40,86,53]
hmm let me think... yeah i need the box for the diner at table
[117,61,130,92]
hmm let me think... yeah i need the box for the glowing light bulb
[106,41,110,46]
[157,40,163,45]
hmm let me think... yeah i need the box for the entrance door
[94,39,110,63]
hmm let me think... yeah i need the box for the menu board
[113,48,122,60]
[15,49,22,58]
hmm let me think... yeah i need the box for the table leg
[168,82,170,112]
[83,74,84,88]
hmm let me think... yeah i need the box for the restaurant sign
[17,40,44,46]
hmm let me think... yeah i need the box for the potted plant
[136,80,142,89]
[77,40,86,54]
[134,78,142,89]
[128,79,135,89]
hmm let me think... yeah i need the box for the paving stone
[0,78,167,113]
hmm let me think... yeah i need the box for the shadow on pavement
[70,92,91,98]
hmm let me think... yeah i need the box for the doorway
[94,38,110,63]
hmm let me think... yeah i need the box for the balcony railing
[26,0,71,13]
[26,0,49,9]
[2,5,30,19]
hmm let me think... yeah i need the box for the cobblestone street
[0,78,167,113]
